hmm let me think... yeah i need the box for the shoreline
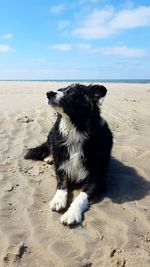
[0,79,150,84]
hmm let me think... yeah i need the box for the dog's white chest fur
[58,117,89,182]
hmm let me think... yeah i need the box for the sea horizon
[0,79,150,84]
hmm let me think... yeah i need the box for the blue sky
[0,0,150,79]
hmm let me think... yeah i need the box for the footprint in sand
[16,115,34,124]
[3,242,28,266]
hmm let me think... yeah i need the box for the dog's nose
[46,91,56,99]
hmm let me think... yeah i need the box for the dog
[24,83,113,226]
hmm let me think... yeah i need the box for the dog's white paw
[49,189,68,211]
[44,156,53,164]
[60,207,82,225]
[60,192,89,225]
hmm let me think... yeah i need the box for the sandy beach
[0,81,150,267]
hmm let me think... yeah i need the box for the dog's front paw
[44,156,53,165]
[60,192,89,226]
[49,189,68,211]
[60,208,82,225]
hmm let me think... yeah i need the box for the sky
[0,0,150,80]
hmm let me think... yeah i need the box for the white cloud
[111,6,150,29]
[72,5,150,39]
[50,42,145,57]
[96,46,145,57]
[2,33,13,39]
[73,6,115,39]
[0,44,12,52]
[77,44,145,57]
[51,43,72,51]
[49,4,66,14]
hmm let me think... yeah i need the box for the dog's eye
[66,89,75,95]
[58,88,66,92]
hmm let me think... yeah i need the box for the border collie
[24,84,113,226]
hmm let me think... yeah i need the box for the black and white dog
[24,84,113,226]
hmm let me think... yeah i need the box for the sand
[0,81,150,267]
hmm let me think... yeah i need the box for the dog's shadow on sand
[100,157,150,204]
[61,158,150,228]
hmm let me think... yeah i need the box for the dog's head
[46,83,107,126]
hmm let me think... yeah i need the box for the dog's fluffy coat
[24,83,113,225]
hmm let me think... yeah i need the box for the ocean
[0,79,150,83]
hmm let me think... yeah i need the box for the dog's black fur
[24,83,113,224]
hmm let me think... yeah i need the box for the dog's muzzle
[46,91,56,100]
[46,90,63,106]
[46,91,57,105]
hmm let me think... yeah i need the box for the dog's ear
[88,84,107,99]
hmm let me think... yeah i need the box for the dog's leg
[24,141,50,161]
[60,191,89,225]
[82,182,99,199]
[49,174,68,212]
[60,182,98,226]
